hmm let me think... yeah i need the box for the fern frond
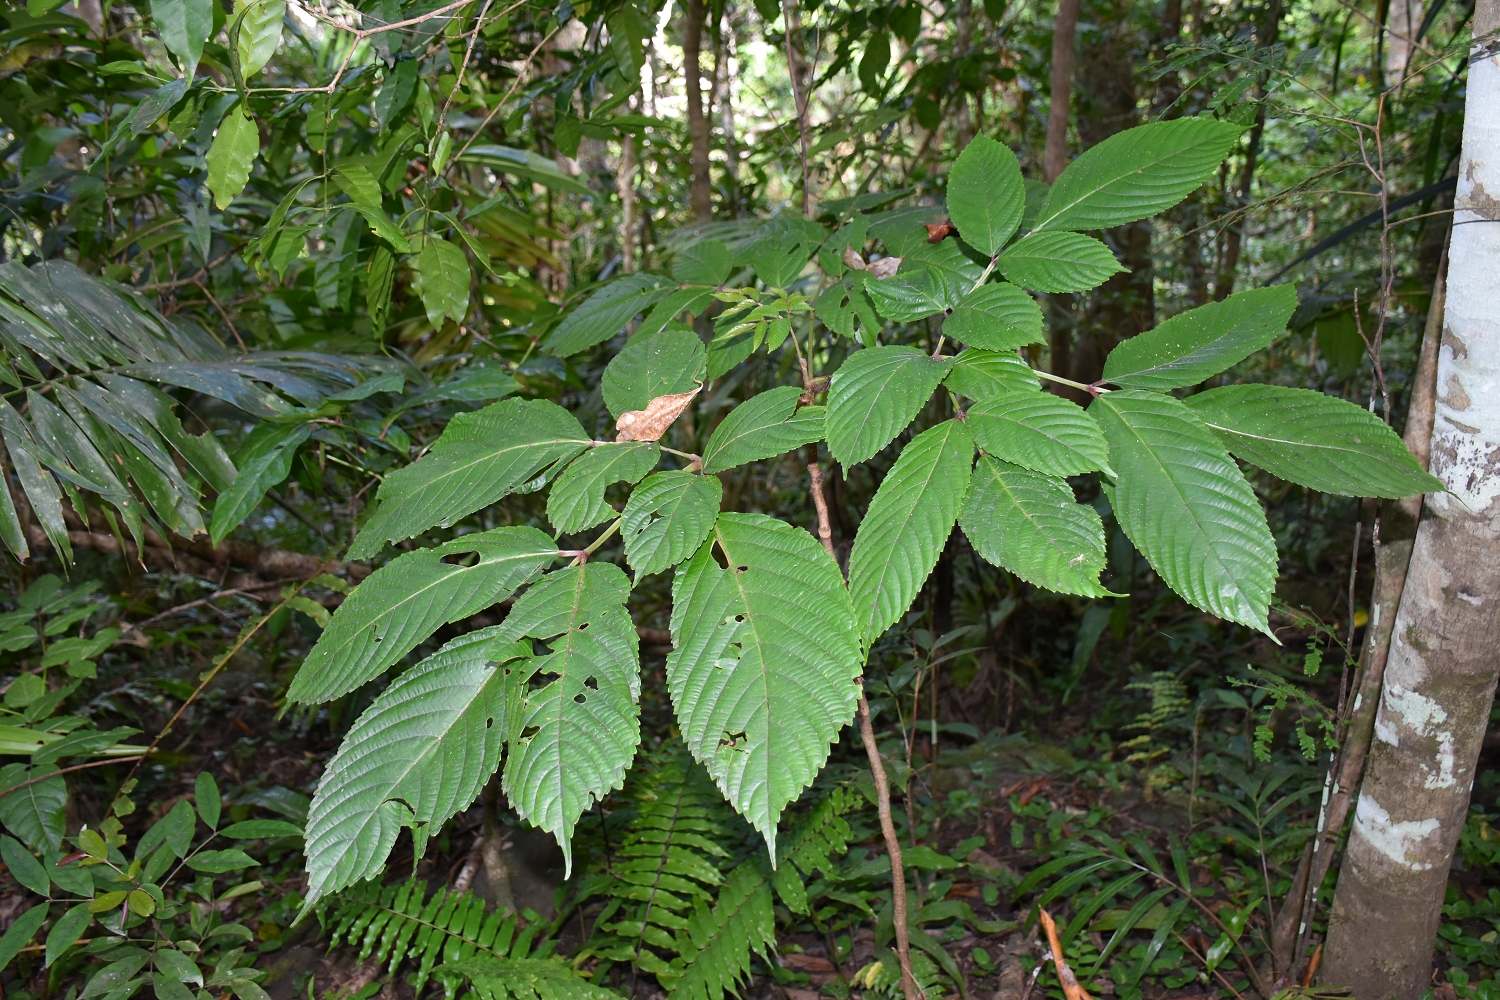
[443,956,619,1000]
[322,880,554,998]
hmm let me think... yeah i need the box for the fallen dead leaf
[867,255,902,279]
[616,385,701,442]
[781,954,836,973]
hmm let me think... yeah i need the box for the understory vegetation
[0,0,1489,997]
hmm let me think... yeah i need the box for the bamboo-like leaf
[1102,286,1297,390]
[210,422,311,545]
[301,630,530,908]
[547,442,659,534]
[848,420,973,647]
[288,526,558,705]
[997,232,1125,293]
[943,348,1039,402]
[350,399,591,559]
[501,564,641,874]
[621,471,722,578]
[960,455,1110,597]
[942,282,1043,351]
[825,347,950,466]
[667,514,862,857]
[1091,391,1278,632]
[966,390,1112,476]
[1033,118,1245,233]
[1185,384,1443,497]
[701,386,824,475]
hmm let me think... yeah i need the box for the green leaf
[210,422,311,546]
[742,216,824,288]
[701,386,825,475]
[814,273,882,344]
[946,135,1025,256]
[546,442,659,534]
[136,799,195,860]
[672,241,733,285]
[633,288,717,341]
[221,820,302,839]
[350,399,590,559]
[205,105,258,210]
[501,564,640,875]
[45,903,90,967]
[942,282,1043,351]
[443,957,619,1000]
[0,902,48,971]
[233,0,283,78]
[544,274,673,357]
[150,0,212,73]
[289,526,557,704]
[184,849,259,873]
[848,420,974,647]
[602,326,706,420]
[354,207,411,253]
[456,145,593,196]
[668,514,862,857]
[1091,391,1277,632]
[825,347,949,466]
[195,772,220,828]
[302,629,528,907]
[1185,385,1443,498]
[130,79,188,135]
[417,237,471,328]
[967,391,1112,476]
[864,266,948,323]
[621,471,723,578]
[943,348,1039,401]
[1102,285,1297,390]
[960,456,1110,596]
[153,950,203,986]
[997,232,1125,293]
[1,834,48,896]
[0,763,65,851]
[1034,118,1244,232]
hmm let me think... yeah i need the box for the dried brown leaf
[867,255,902,279]
[615,385,701,442]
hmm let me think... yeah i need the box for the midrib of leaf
[983,464,1090,572]
[1195,417,1376,461]
[365,896,493,954]
[1033,154,1181,233]
[535,568,591,805]
[633,779,692,963]
[718,524,774,814]
[855,428,952,641]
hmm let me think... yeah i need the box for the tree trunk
[1044,0,1080,183]
[683,0,713,221]
[1384,0,1424,87]
[1321,6,1500,994]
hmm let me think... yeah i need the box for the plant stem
[857,691,924,1000]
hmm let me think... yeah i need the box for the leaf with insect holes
[701,386,824,475]
[946,135,1025,256]
[350,399,591,559]
[668,514,861,859]
[1091,391,1277,632]
[960,456,1110,597]
[547,442,659,534]
[1185,385,1442,498]
[943,282,1043,351]
[998,232,1125,293]
[1102,285,1297,390]
[966,390,1112,477]
[848,420,974,647]
[288,526,557,704]
[825,347,950,466]
[622,471,723,578]
[501,563,640,875]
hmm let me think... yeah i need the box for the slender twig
[857,691,924,1000]
[434,0,494,141]
[808,463,835,558]
[191,279,246,351]
[138,250,239,290]
[0,757,145,800]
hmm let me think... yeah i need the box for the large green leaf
[501,564,640,873]
[150,0,212,73]
[848,420,974,647]
[814,273,882,344]
[960,456,1109,596]
[456,145,593,196]
[825,347,950,466]
[1102,286,1297,390]
[634,288,717,341]
[943,348,1039,401]
[621,471,723,578]
[0,903,48,972]
[544,275,674,357]
[864,266,948,322]
[997,232,1125,293]
[1185,385,1442,498]
[350,399,590,559]
[416,237,472,328]
[672,240,733,286]
[0,763,65,852]
[946,135,1025,256]
[942,282,1043,351]
[667,514,861,856]
[206,106,259,210]
[233,0,284,78]
[701,386,824,475]
[546,442,659,533]
[288,527,557,705]
[1091,391,1278,632]
[1033,118,1244,232]
[601,326,706,419]
[742,216,825,288]
[210,421,311,545]
[967,390,1112,476]
[300,629,528,908]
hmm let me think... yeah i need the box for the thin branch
[0,757,145,801]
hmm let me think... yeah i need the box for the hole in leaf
[573,693,587,703]
[583,676,598,690]
[519,725,539,740]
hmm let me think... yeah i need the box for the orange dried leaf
[616,385,701,442]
